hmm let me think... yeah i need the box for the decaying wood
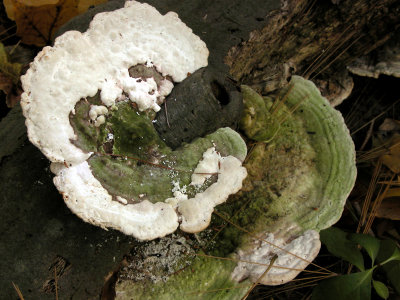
[226,0,400,96]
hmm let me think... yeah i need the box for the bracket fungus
[21,1,247,240]
[20,0,356,296]
[347,29,400,79]
[114,76,356,298]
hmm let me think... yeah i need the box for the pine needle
[214,210,335,275]
[12,282,24,300]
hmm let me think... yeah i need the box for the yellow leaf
[4,0,59,20]
[382,188,400,199]
[0,42,22,84]
[5,0,108,46]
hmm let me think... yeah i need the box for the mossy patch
[69,94,247,203]
[117,251,250,300]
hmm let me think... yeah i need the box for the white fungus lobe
[52,161,179,240]
[52,145,247,239]
[89,105,108,127]
[26,1,247,240]
[231,230,321,285]
[190,147,220,186]
[21,0,209,165]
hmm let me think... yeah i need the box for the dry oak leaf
[0,73,13,95]
[381,134,400,174]
[0,42,22,84]
[4,0,107,46]
[376,197,400,221]
[0,42,23,107]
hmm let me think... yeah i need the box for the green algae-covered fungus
[70,94,247,205]
[241,75,356,232]
[113,75,356,298]
[20,0,356,297]
[57,92,248,239]
[21,1,249,240]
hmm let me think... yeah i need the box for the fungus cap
[232,230,321,285]
[20,1,249,240]
[51,141,247,240]
[20,0,209,165]
[347,30,400,79]
[51,161,179,240]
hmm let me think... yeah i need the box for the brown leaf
[5,0,107,46]
[379,118,400,132]
[0,72,21,108]
[4,0,60,20]
[0,42,23,107]
[0,73,13,94]
[6,85,22,108]
[376,198,400,220]
[381,138,400,174]
[0,42,22,84]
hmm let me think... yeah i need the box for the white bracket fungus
[51,145,247,240]
[231,230,321,285]
[21,0,208,165]
[21,1,248,240]
[51,161,179,240]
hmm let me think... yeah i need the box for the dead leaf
[0,42,22,84]
[0,73,13,94]
[381,136,400,174]
[4,0,107,46]
[0,42,23,107]
[0,72,21,108]
[4,0,59,20]
[6,85,23,108]
[376,198,400,220]
[379,118,400,132]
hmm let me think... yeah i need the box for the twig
[214,210,336,275]
[359,120,374,151]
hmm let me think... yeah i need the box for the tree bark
[226,0,400,95]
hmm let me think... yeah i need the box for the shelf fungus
[347,30,400,79]
[113,76,356,298]
[227,75,356,287]
[21,0,356,295]
[20,1,248,240]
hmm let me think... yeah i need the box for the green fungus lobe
[69,93,247,204]
[240,75,356,232]
[110,76,356,299]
